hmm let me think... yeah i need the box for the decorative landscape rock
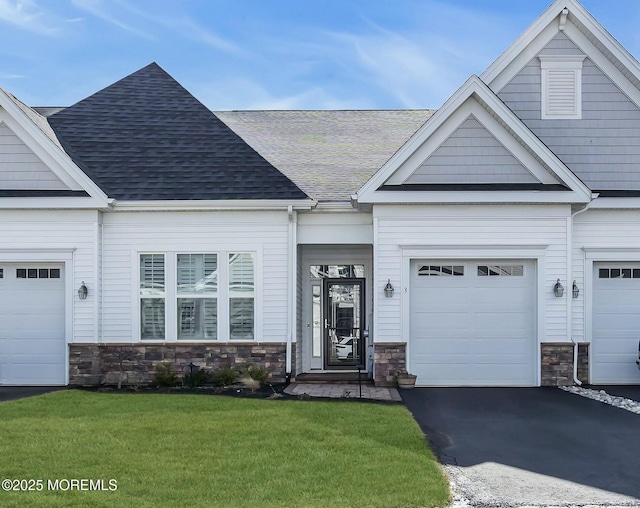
[560,385,640,414]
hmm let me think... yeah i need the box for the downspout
[569,201,594,385]
[286,205,296,379]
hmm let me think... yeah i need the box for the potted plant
[395,369,417,389]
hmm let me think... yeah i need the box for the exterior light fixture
[572,281,579,299]
[384,279,394,298]
[78,281,88,300]
[553,279,564,298]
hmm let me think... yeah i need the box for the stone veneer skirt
[68,343,288,386]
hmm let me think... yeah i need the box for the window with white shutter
[539,55,585,120]
[140,254,165,339]
[138,251,257,341]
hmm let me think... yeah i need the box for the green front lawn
[0,391,449,508]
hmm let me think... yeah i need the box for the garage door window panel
[418,265,464,276]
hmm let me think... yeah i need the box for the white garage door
[410,260,536,386]
[592,263,640,384]
[0,264,66,385]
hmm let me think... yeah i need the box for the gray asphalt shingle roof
[46,63,308,201]
[215,110,435,201]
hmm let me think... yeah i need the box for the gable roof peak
[481,0,640,93]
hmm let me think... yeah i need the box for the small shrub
[153,362,178,387]
[244,365,270,386]
[239,376,261,392]
[183,367,207,387]
[211,367,238,387]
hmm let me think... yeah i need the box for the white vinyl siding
[499,34,640,190]
[102,211,287,343]
[374,205,570,346]
[0,209,98,343]
[572,209,640,345]
[0,123,70,190]
[406,116,538,184]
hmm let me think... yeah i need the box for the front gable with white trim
[357,76,591,205]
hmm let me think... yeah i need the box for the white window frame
[135,250,260,342]
[539,55,586,120]
[176,253,219,341]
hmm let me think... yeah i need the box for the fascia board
[587,197,640,209]
[360,190,589,205]
[0,196,111,209]
[111,199,317,212]
[0,91,109,204]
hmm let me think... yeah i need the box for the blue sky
[1,0,640,110]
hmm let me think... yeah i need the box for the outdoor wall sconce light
[384,279,394,298]
[572,281,579,299]
[553,279,564,298]
[78,281,88,300]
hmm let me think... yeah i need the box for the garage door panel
[0,263,66,385]
[5,338,65,356]
[410,259,536,386]
[592,262,640,384]
[413,338,472,355]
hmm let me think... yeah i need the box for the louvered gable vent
[539,55,586,119]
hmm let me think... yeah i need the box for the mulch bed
[76,383,290,399]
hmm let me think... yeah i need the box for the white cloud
[0,0,61,34]
[193,76,364,111]
[71,0,155,40]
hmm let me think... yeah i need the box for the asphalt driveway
[402,387,640,507]
[0,386,65,403]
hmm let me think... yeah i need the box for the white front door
[592,263,640,384]
[0,264,66,385]
[409,260,536,386]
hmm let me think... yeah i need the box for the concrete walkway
[284,382,402,401]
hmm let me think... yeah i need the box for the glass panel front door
[323,279,364,369]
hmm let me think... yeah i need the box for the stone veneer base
[374,342,406,387]
[69,342,288,386]
[541,342,589,386]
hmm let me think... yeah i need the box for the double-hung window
[177,254,218,340]
[139,252,255,341]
